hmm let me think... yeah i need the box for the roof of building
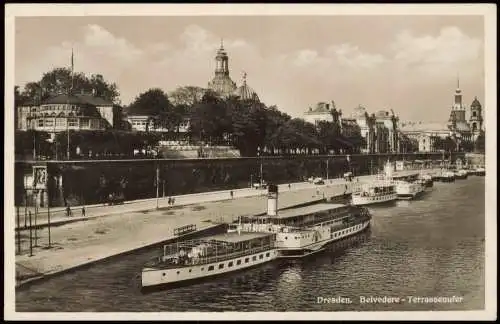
[471,96,482,109]
[400,121,449,132]
[207,231,274,243]
[274,203,347,219]
[305,102,334,115]
[375,110,393,119]
[350,105,368,119]
[41,93,114,106]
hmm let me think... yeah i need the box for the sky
[14,15,485,122]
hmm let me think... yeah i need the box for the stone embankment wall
[15,152,465,207]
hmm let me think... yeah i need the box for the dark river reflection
[16,177,485,312]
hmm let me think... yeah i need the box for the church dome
[208,75,237,98]
[233,73,260,102]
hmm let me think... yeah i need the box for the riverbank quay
[16,152,457,209]
[14,168,439,288]
[14,168,437,231]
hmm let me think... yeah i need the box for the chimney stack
[267,184,278,216]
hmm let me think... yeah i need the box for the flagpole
[67,47,74,160]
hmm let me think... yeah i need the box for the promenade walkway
[14,168,438,287]
[14,168,432,231]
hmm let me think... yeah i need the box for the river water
[16,177,485,312]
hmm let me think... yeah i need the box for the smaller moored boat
[351,182,397,206]
[417,174,433,187]
[472,167,486,176]
[433,171,455,182]
[394,181,425,200]
[454,169,468,179]
[141,231,278,289]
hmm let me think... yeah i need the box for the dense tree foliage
[169,86,206,106]
[16,67,120,105]
[186,93,366,157]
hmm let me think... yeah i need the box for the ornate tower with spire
[208,39,237,97]
[469,96,483,136]
[448,75,469,132]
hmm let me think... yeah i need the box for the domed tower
[208,39,237,98]
[469,96,483,134]
[233,72,260,102]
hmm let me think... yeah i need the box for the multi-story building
[400,121,451,152]
[303,101,335,126]
[16,90,122,134]
[374,110,399,153]
[350,105,376,153]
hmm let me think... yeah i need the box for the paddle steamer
[237,185,372,258]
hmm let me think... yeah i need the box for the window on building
[473,111,477,117]
[68,118,78,127]
[44,119,54,127]
[208,265,214,271]
[37,119,44,127]
[56,118,66,127]
[80,118,90,128]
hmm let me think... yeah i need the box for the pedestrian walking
[82,206,86,217]
[288,183,291,190]
[66,205,72,217]
[168,197,172,206]
[230,190,234,199]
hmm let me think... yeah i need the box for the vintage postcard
[4,3,496,321]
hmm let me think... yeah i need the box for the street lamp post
[326,159,329,180]
[156,164,160,210]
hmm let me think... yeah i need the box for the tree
[432,136,456,152]
[19,67,120,103]
[127,88,172,130]
[189,91,229,144]
[15,130,52,159]
[168,86,206,106]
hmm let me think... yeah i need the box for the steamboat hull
[277,219,371,259]
[433,176,455,182]
[141,249,278,289]
[351,193,397,206]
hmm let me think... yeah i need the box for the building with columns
[16,90,122,134]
